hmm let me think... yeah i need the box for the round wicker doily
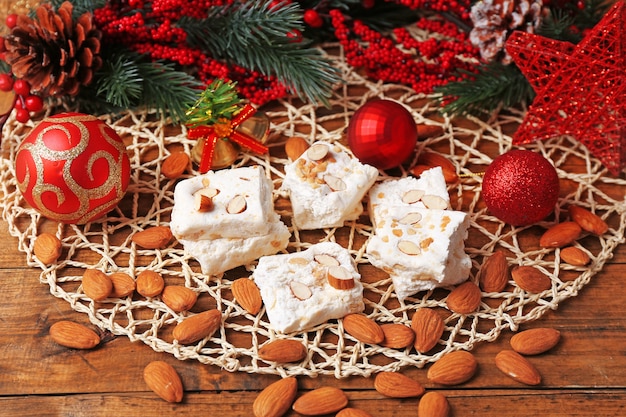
[1,47,625,379]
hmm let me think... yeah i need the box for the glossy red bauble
[15,113,131,224]
[347,99,418,170]
[482,149,560,226]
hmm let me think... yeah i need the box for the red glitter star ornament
[505,1,626,176]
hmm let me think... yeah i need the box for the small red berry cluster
[0,15,45,123]
[329,7,479,95]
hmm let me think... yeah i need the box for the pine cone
[4,1,102,97]
[469,0,544,64]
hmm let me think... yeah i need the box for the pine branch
[47,0,106,18]
[95,53,143,110]
[180,0,341,106]
[435,62,535,116]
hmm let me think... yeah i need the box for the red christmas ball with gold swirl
[15,113,131,224]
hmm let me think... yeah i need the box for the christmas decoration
[347,99,417,170]
[14,113,131,224]
[505,1,626,176]
[186,80,269,173]
[482,149,560,226]
[4,2,103,97]
[469,0,543,64]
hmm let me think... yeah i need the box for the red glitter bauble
[482,150,560,226]
[15,113,131,224]
[347,99,418,170]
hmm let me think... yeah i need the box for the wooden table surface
[0,161,625,417]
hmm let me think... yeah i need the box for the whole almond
[161,151,190,179]
[411,308,445,353]
[560,246,590,266]
[569,205,608,235]
[479,250,510,292]
[49,320,101,349]
[231,278,263,315]
[380,323,416,349]
[258,339,307,363]
[418,391,450,417]
[374,372,425,398]
[427,350,478,385]
[292,386,348,416]
[143,360,183,403]
[136,270,165,297]
[285,136,310,161]
[82,269,113,301]
[416,151,458,183]
[172,309,222,345]
[336,408,373,417]
[33,232,62,264]
[416,123,445,140]
[510,327,561,355]
[539,221,581,248]
[161,285,198,312]
[446,281,482,314]
[132,226,173,249]
[495,349,541,386]
[342,313,385,345]
[109,272,136,298]
[253,377,298,417]
[511,266,552,293]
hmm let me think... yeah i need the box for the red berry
[362,0,376,8]
[6,14,18,29]
[15,108,30,123]
[24,95,44,112]
[0,73,13,92]
[0,38,5,53]
[13,79,31,96]
[303,9,323,28]
[286,29,302,43]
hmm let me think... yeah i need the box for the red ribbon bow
[187,104,269,173]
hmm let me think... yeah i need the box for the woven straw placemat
[1,46,625,378]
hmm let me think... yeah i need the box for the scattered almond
[289,281,312,300]
[416,151,458,183]
[539,221,581,248]
[253,377,298,417]
[285,136,310,161]
[136,270,165,297]
[327,265,355,290]
[231,278,263,315]
[336,408,373,417]
[306,143,329,161]
[421,195,448,210]
[172,308,222,345]
[108,272,136,298]
[49,320,101,349]
[510,328,561,355]
[342,313,385,345]
[227,194,247,214]
[410,164,433,178]
[418,391,450,417]
[143,360,184,403]
[416,123,445,140]
[161,151,189,179]
[323,174,346,191]
[560,246,590,266]
[402,189,425,204]
[374,372,425,398]
[82,269,113,301]
[568,205,608,235]
[494,349,541,386]
[292,386,348,416]
[411,308,444,353]
[258,339,307,363]
[380,323,415,349]
[479,250,510,293]
[427,350,478,385]
[314,254,340,266]
[33,232,62,264]
[398,240,421,256]
[131,226,173,249]
[511,266,552,293]
[446,281,482,314]
[161,285,198,312]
